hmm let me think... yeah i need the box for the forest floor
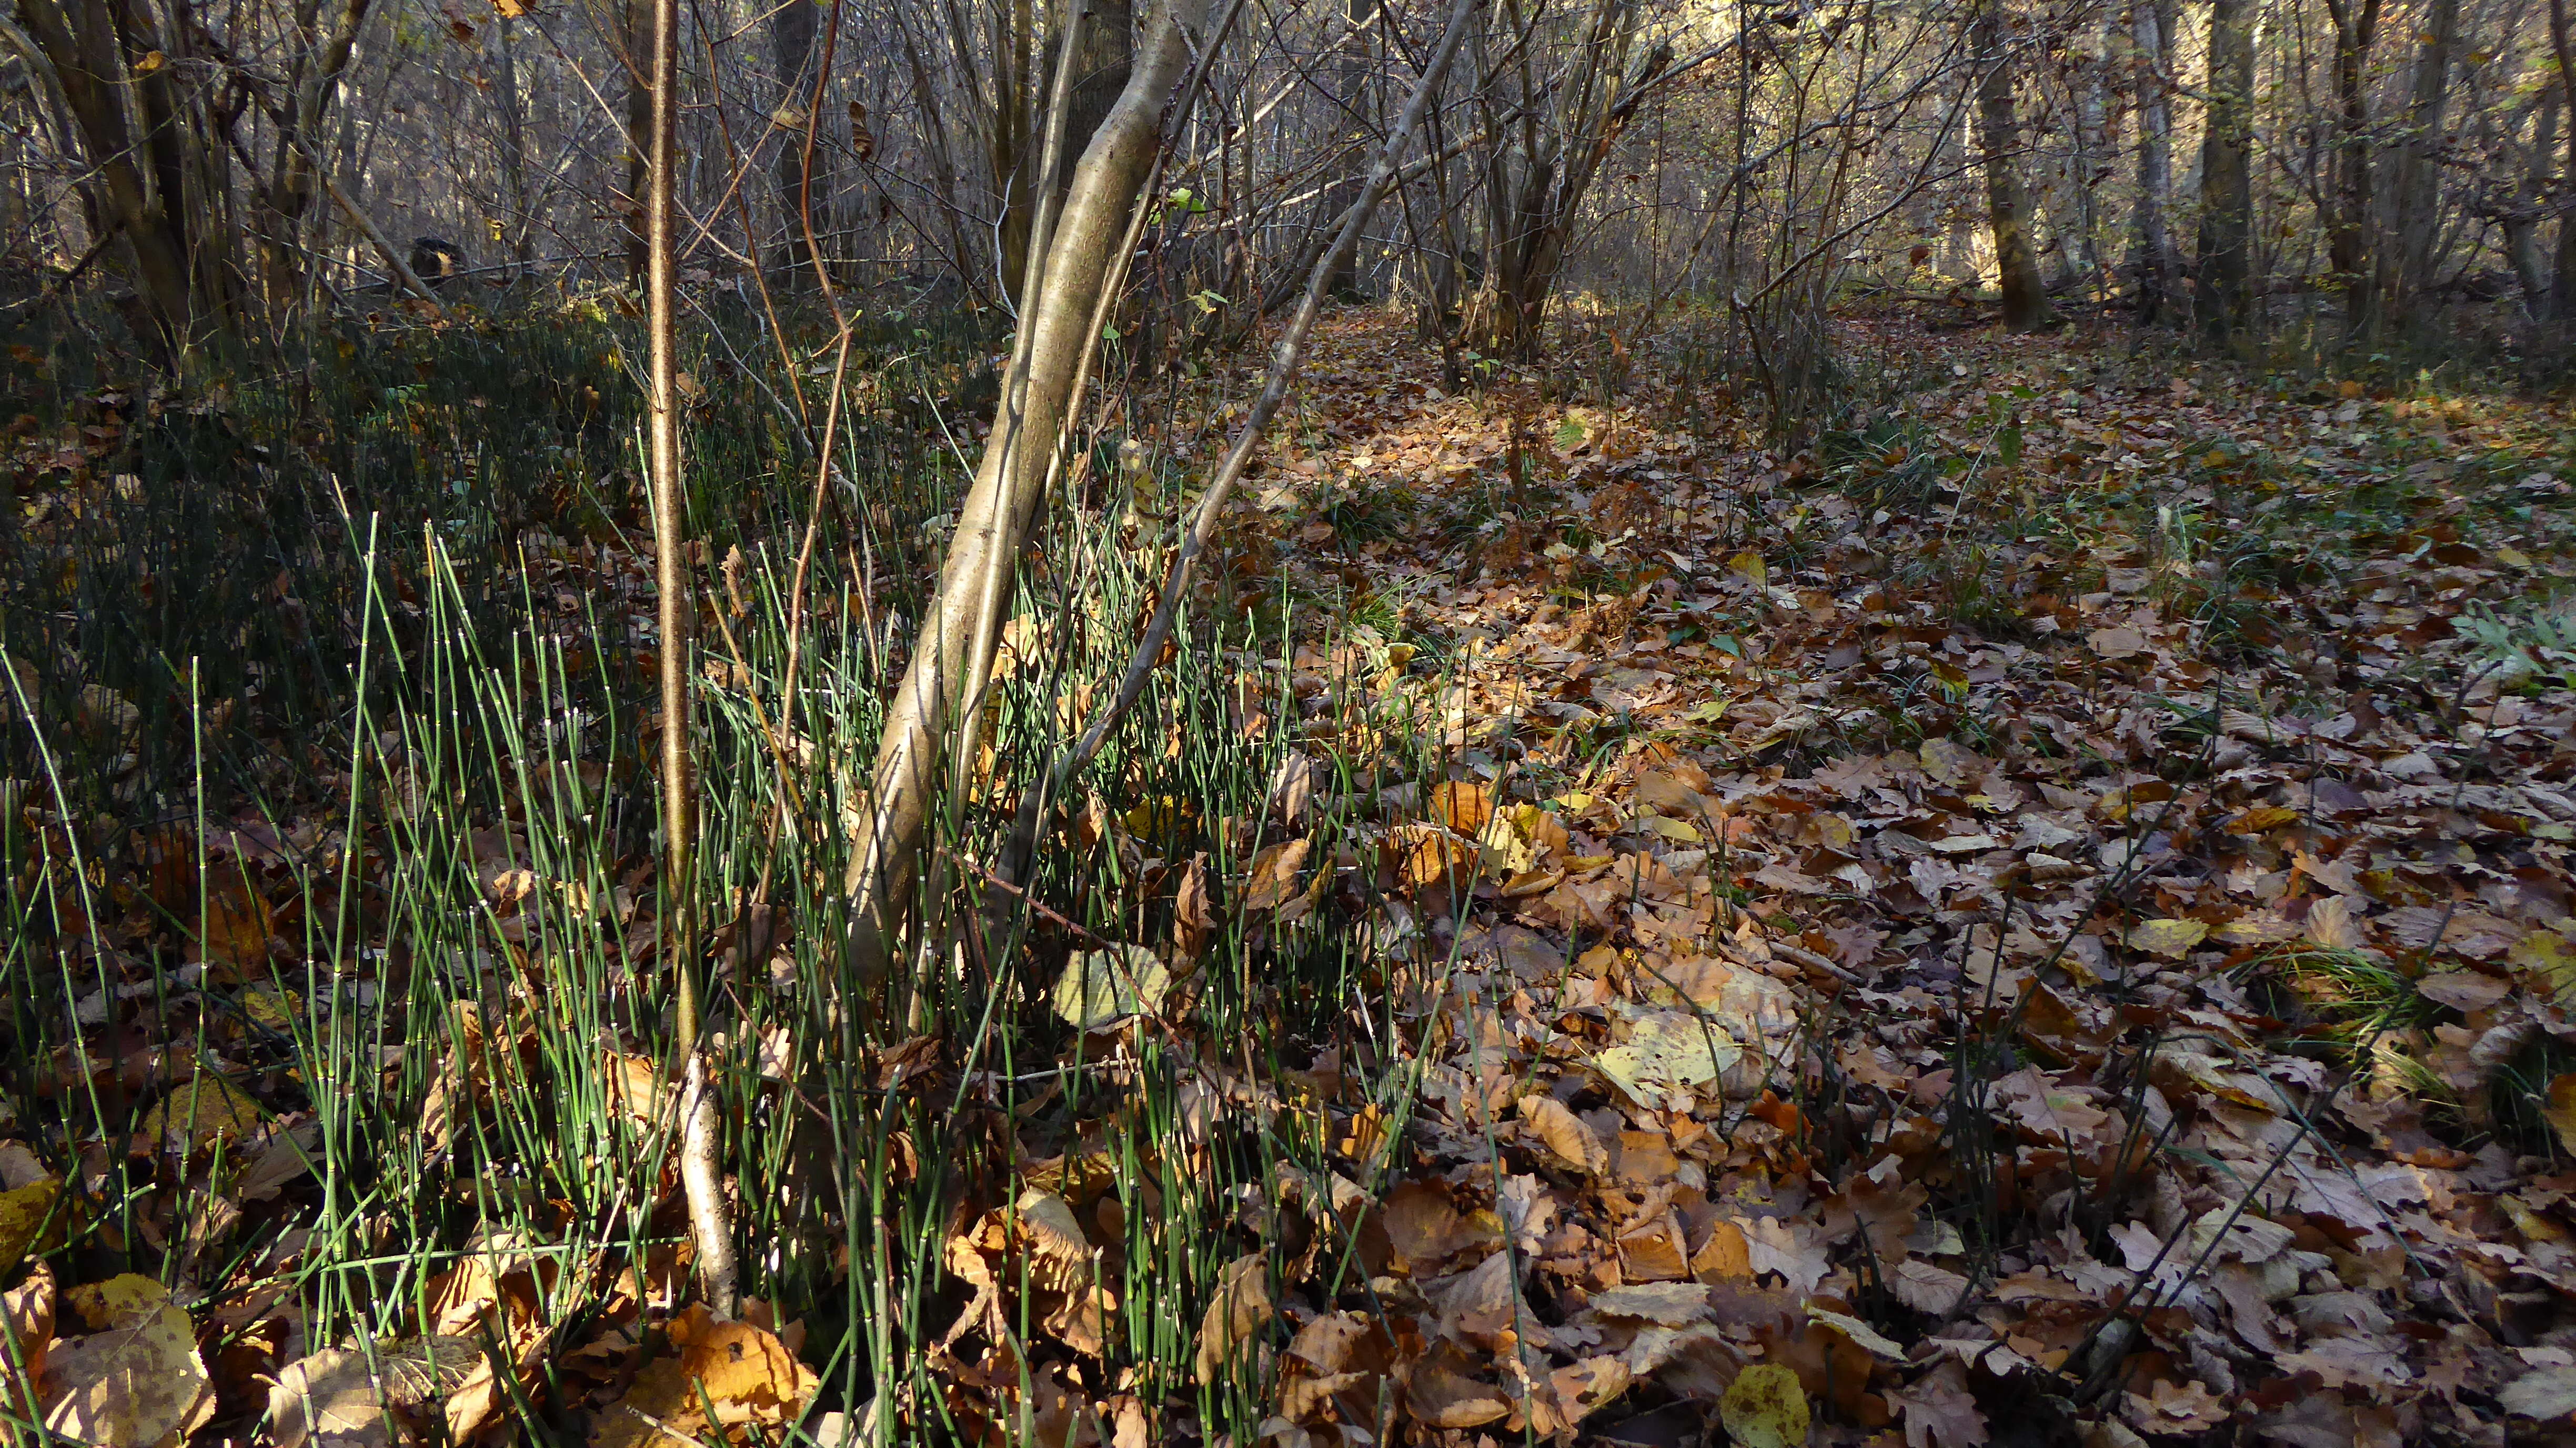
[8,300,2576,1448]
[1148,305,2576,1448]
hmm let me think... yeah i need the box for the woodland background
[3,0,2576,1443]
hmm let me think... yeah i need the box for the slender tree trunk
[2195,0,2256,345]
[1973,0,2051,330]
[624,0,654,284]
[2506,92,2558,312]
[770,0,833,286]
[2383,0,2460,328]
[2130,0,2177,320]
[492,15,537,270]
[642,0,734,1323]
[2552,0,2576,318]
[844,0,1210,995]
[2322,0,2381,334]
[258,0,373,317]
[1321,0,1381,297]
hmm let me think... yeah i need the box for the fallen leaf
[38,1275,215,1447]
[2123,918,2208,959]
[1718,1362,1809,1448]
[1193,1253,1273,1384]
[1052,944,1173,1030]
[1519,1094,1609,1173]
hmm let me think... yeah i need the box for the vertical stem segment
[645,0,736,1318]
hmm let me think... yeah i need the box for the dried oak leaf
[1887,1359,1988,1447]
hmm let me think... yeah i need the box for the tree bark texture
[1973,0,2052,331]
[843,0,1210,996]
[2195,0,2256,345]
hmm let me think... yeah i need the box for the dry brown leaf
[1173,853,1217,961]
[1192,1254,1272,1384]
[588,1305,818,1448]
[1430,779,1494,836]
[1405,1346,1511,1429]
[267,1339,484,1448]
[1243,839,1313,911]
[1517,1094,1608,1173]
[3,1260,55,1384]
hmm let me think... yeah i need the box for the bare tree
[1973,0,2052,330]
[844,0,1212,997]
[2129,0,2179,321]
[2196,0,2256,344]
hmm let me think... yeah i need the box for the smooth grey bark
[843,0,1210,997]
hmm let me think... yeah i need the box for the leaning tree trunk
[843,0,1209,997]
[2195,0,2256,346]
[2129,0,2178,321]
[1972,0,2051,331]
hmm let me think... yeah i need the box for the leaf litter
[3,307,2573,1446]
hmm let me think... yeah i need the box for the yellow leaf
[131,50,167,75]
[1718,1363,1809,1448]
[41,1289,214,1447]
[62,1274,167,1330]
[0,1178,63,1274]
[1635,815,1702,843]
[139,1072,266,1159]
[1051,944,1172,1030]
[1592,1011,1742,1108]
[1727,551,1769,588]
[2124,918,2209,959]
[2512,929,2576,998]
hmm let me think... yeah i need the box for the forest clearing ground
[1191,303,2576,1446]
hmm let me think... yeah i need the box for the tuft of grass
[0,305,1442,1444]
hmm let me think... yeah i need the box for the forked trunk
[843,0,1210,997]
